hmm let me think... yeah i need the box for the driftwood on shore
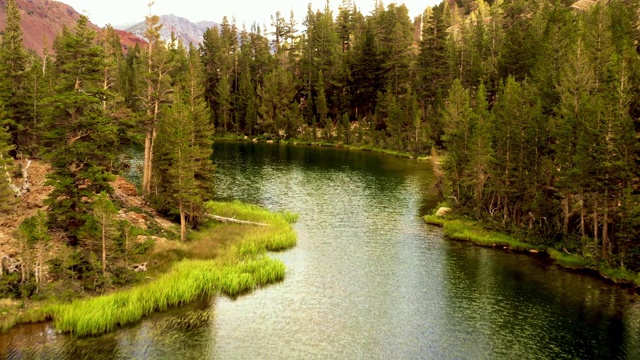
[206,214,269,227]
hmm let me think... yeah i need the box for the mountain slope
[0,0,84,55]
[124,14,219,45]
[0,0,144,56]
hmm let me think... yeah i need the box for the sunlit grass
[47,257,286,336]
[44,201,297,336]
[599,266,640,287]
[440,219,538,251]
[0,306,49,333]
[547,249,591,268]
[425,212,640,287]
[206,201,298,252]
[423,215,446,226]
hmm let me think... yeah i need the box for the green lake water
[1,141,639,359]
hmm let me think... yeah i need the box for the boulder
[435,207,452,217]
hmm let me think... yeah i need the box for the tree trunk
[593,197,598,256]
[143,132,152,194]
[580,193,586,238]
[503,196,509,224]
[602,190,608,260]
[563,196,569,235]
[180,202,186,242]
[36,248,42,294]
[102,222,107,276]
[124,226,129,266]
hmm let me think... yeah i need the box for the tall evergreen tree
[155,44,214,240]
[441,79,473,203]
[44,16,117,245]
[141,13,173,195]
[0,0,30,150]
[416,3,450,141]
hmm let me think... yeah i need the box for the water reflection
[1,142,637,359]
[0,300,213,359]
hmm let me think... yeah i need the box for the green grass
[547,249,591,268]
[599,266,640,286]
[423,215,446,226]
[357,146,414,159]
[425,212,640,288]
[0,305,50,333]
[439,219,538,251]
[41,201,298,337]
[423,206,538,252]
[47,257,285,336]
[206,201,298,252]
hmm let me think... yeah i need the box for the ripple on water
[1,142,638,359]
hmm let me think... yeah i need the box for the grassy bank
[11,201,298,337]
[425,214,640,288]
[425,216,539,252]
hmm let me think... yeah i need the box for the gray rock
[435,207,452,217]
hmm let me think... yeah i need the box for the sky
[58,0,442,28]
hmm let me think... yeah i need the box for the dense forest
[0,0,639,298]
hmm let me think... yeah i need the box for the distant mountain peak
[125,14,219,45]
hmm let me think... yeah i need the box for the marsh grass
[441,219,538,251]
[425,212,640,288]
[423,215,446,226]
[45,201,297,336]
[547,249,591,268]
[0,305,50,332]
[599,266,640,286]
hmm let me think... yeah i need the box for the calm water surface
[1,141,639,359]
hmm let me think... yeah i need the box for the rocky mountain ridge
[0,0,144,56]
[122,14,219,45]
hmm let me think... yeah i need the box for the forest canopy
[1,0,639,297]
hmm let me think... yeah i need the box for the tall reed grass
[46,201,297,336]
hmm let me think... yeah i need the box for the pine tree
[350,20,383,116]
[315,70,328,131]
[416,3,450,137]
[258,67,295,137]
[43,16,117,245]
[468,84,493,216]
[19,211,50,288]
[141,13,173,195]
[154,44,214,239]
[0,121,15,212]
[341,112,351,144]
[441,79,473,203]
[215,74,232,133]
[184,44,214,226]
[0,0,30,150]
[553,38,596,235]
[377,4,413,96]
[93,192,118,276]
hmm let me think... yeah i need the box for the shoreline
[424,215,640,291]
[1,201,298,336]
[213,135,433,161]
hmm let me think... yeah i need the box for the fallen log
[205,214,269,227]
